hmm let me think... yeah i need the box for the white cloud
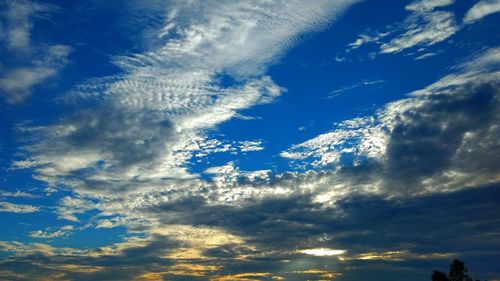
[380,11,458,54]
[281,116,386,168]
[56,196,96,222]
[414,51,439,60]
[0,201,39,213]
[238,140,265,152]
[347,31,390,51]
[0,0,53,53]
[405,0,455,12]
[349,0,499,56]
[29,230,68,239]
[410,47,500,96]
[0,190,37,198]
[347,0,460,56]
[20,0,359,199]
[463,0,500,24]
[327,79,386,98]
[0,1,70,103]
[283,47,500,197]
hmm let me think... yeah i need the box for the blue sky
[1,0,500,280]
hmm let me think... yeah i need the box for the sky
[0,0,499,280]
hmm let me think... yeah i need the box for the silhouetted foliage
[432,270,449,281]
[431,259,485,281]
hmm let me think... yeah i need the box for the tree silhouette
[432,270,449,281]
[431,259,484,281]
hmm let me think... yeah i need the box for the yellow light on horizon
[300,248,346,256]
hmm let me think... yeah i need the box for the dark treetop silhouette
[432,259,484,281]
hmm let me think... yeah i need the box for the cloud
[281,116,385,168]
[3,2,499,280]
[414,51,439,60]
[283,47,500,195]
[29,230,68,239]
[0,0,70,104]
[347,31,390,51]
[463,0,500,24]
[0,0,52,53]
[405,0,455,12]
[238,140,265,152]
[16,1,359,199]
[0,190,37,198]
[141,185,500,280]
[347,0,462,56]
[326,79,386,99]
[1,185,500,280]
[380,11,458,54]
[0,201,39,213]
[56,196,97,222]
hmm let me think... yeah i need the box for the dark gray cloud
[383,81,500,192]
[0,234,179,281]
[21,105,177,194]
[284,77,500,196]
[56,107,174,169]
[1,185,498,280]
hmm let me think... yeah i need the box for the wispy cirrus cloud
[463,0,500,24]
[346,0,458,56]
[379,10,458,54]
[347,0,500,58]
[326,79,386,99]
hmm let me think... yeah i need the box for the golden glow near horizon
[210,272,271,281]
[300,248,346,256]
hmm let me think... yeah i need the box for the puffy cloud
[29,230,68,239]
[281,116,385,168]
[283,47,500,195]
